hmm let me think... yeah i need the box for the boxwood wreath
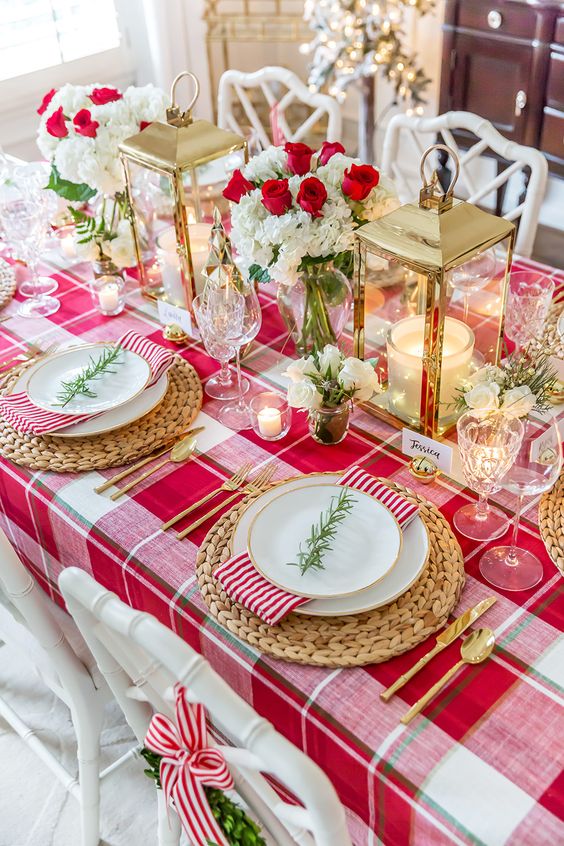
[140,747,266,846]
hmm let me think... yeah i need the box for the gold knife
[380,596,496,702]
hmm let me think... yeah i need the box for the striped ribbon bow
[145,685,234,846]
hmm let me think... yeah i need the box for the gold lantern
[119,71,247,318]
[353,144,515,438]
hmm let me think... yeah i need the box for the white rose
[283,355,318,383]
[287,380,321,410]
[468,365,504,387]
[75,237,101,262]
[338,357,380,401]
[317,344,342,378]
[105,220,135,268]
[501,385,536,418]
[464,381,500,411]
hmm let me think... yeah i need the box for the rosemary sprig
[56,345,122,407]
[287,487,356,576]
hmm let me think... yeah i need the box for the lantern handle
[419,144,460,207]
[167,71,200,126]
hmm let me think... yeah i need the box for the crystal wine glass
[207,280,262,429]
[193,293,249,401]
[505,271,554,353]
[455,410,524,541]
[448,248,497,321]
[480,414,562,591]
[12,163,59,295]
[1,198,60,318]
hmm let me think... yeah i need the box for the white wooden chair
[0,531,137,846]
[218,66,342,150]
[381,111,548,257]
[59,567,353,846]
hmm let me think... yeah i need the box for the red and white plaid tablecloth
[0,250,562,846]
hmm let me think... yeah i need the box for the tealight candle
[53,224,77,259]
[98,283,120,312]
[90,274,125,317]
[387,315,475,424]
[250,392,291,441]
[257,406,283,438]
[156,223,212,306]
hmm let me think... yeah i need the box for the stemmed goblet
[193,293,249,400]
[505,271,554,353]
[1,197,60,318]
[448,248,497,322]
[480,414,562,591]
[12,163,59,295]
[206,280,262,429]
[455,410,524,541]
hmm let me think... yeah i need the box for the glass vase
[308,403,351,445]
[93,257,122,280]
[277,259,353,354]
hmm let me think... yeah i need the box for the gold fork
[161,462,253,531]
[176,464,276,540]
[0,340,58,373]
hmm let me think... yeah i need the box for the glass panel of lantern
[119,71,247,313]
[353,145,516,438]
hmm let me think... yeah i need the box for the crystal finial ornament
[203,206,245,291]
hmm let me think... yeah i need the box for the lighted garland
[302,0,434,112]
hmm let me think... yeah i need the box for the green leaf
[46,164,96,202]
[248,263,271,284]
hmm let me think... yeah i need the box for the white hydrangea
[37,82,167,196]
[228,144,398,285]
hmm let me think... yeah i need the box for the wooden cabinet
[440,0,564,177]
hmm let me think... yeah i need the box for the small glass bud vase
[90,274,125,317]
[308,403,351,445]
[250,392,291,441]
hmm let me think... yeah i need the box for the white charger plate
[231,473,429,616]
[10,354,168,438]
[247,483,402,598]
[26,344,151,416]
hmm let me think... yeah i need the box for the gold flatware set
[381,597,497,724]
[161,463,254,530]
[0,340,59,384]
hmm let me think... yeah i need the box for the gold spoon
[110,428,203,501]
[401,628,495,725]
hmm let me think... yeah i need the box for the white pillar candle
[257,407,283,438]
[98,282,120,313]
[156,223,212,306]
[60,233,76,259]
[387,315,475,423]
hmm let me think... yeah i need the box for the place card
[157,298,193,336]
[402,428,453,473]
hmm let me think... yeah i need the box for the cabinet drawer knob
[515,90,527,117]
[487,9,503,29]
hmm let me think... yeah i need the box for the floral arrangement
[455,349,557,418]
[285,344,380,408]
[224,140,397,287]
[36,83,167,269]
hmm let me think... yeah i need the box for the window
[0,0,122,82]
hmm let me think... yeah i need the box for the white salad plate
[231,473,430,616]
[247,483,402,599]
[26,344,151,416]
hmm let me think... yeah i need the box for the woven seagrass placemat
[0,356,202,473]
[539,473,564,576]
[0,259,17,310]
[196,480,465,667]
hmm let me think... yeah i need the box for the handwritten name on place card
[157,299,193,336]
[401,428,453,473]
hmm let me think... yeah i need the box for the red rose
[342,164,380,201]
[139,120,151,132]
[296,176,327,218]
[223,169,255,204]
[261,178,292,215]
[37,88,56,116]
[46,106,68,138]
[284,141,314,176]
[73,109,99,138]
[89,87,122,105]
[318,141,345,165]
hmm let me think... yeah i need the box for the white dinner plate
[26,344,151,416]
[247,483,402,599]
[10,352,168,438]
[231,473,430,616]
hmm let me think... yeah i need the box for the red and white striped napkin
[214,466,419,626]
[0,330,174,435]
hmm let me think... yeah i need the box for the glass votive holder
[52,223,77,260]
[90,274,125,316]
[250,392,291,441]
